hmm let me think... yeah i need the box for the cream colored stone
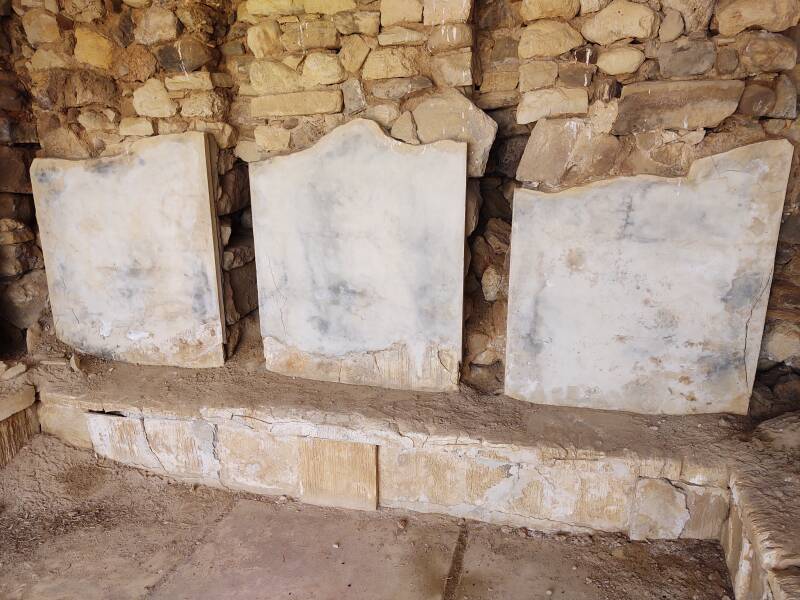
[87,414,163,471]
[304,0,356,14]
[334,10,381,35]
[678,483,730,539]
[426,23,473,53]
[581,0,657,45]
[629,479,690,540]
[250,90,343,116]
[280,20,339,51]
[38,401,92,449]
[431,50,473,87]
[339,35,370,72]
[301,52,346,86]
[716,0,800,36]
[249,60,302,94]
[165,72,214,91]
[77,107,118,131]
[246,0,303,16]
[299,438,377,511]
[378,26,427,46]
[133,78,177,117]
[74,28,115,70]
[519,60,558,91]
[516,87,588,124]
[22,9,60,46]
[216,422,300,494]
[191,121,236,149]
[134,6,178,45]
[423,0,471,24]
[481,70,519,92]
[30,48,71,70]
[596,45,645,75]
[390,110,418,144]
[180,91,227,119]
[0,384,35,422]
[521,0,580,21]
[381,0,423,26]
[659,8,684,42]
[362,48,418,80]
[518,20,584,58]
[118,116,154,136]
[247,21,283,58]
[254,124,291,151]
[143,418,219,483]
[362,103,401,127]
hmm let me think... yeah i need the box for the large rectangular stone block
[505,140,794,414]
[30,133,226,368]
[249,119,467,391]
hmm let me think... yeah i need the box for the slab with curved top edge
[249,119,467,391]
[30,132,225,368]
[505,139,794,415]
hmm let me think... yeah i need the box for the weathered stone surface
[247,21,282,58]
[423,0,471,24]
[31,133,226,368]
[371,75,432,99]
[155,38,214,72]
[250,60,302,94]
[431,50,474,86]
[411,90,498,177]
[299,437,377,510]
[0,406,38,469]
[22,9,60,46]
[301,52,346,86]
[612,80,744,134]
[378,25,427,46]
[662,0,713,31]
[38,401,92,449]
[339,34,370,72]
[223,261,257,324]
[629,479,690,540]
[506,140,793,414]
[516,87,588,123]
[0,242,43,277]
[250,90,343,116]
[134,6,178,45]
[280,20,339,51]
[116,44,158,82]
[596,46,645,75]
[0,384,35,423]
[180,91,227,119]
[0,269,48,329]
[516,118,620,188]
[74,28,115,70]
[581,0,657,45]
[390,110,418,143]
[164,72,213,91]
[738,83,776,117]
[518,20,583,58]
[657,37,715,77]
[521,0,579,20]
[334,10,380,35]
[735,31,797,75]
[679,483,730,540]
[381,0,422,26]
[519,60,558,90]
[761,321,800,365]
[755,411,800,451]
[362,48,418,80]
[246,0,303,15]
[118,116,154,136]
[133,78,177,117]
[304,0,355,13]
[0,219,34,245]
[427,23,473,53]
[249,119,466,391]
[254,123,291,151]
[659,8,684,41]
[716,0,800,36]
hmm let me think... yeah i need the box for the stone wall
[4,0,800,410]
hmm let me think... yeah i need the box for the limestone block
[431,50,474,87]
[423,0,471,24]
[580,0,657,45]
[381,0,423,26]
[118,116,154,136]
[0,219,34,245]
[0,269,48,329]
[155,38,213,73]
[596,46,645,75]
[165,72,214,91]
[0,147,33,193]
[247,21,282,58]
[362,48,418,80]
[246,0,303,15]
[519,60,558,91]
[31,133,226,368]
[662,0,713,32]
[250,90,343,117]
[0,242,43,277]
[134,6,178,45]
[378,26,427,46]
[516,88,588,124]
[304,0,355,13]
[301,53,346,86]
[179,91,228,119]
[280,21,339,52]
[299,437,377,511]
[133,78,177,118]
[216,422,300,494]
[411,90,498,177]
[518,20,584,58]
[505,140,793,414]
[143,418,219,483]
[427,23,473,53]
[254,124,291,152]
[22,9,60,46]
[629,478,690,540]
[0,384,35,422]
[521,0,580,20]
[223,261,258,324]
[334,11,381,35]
[87,414,164,471]
[716,0,800,36]
[249,60,302,94]
[679,482,730,540]
[612,80,744,134]
[249,119,466,391]
[735,31,797,76]
[657,37,716,78]
[74,28,115,70]
[38,401,92,449]
[339,35,370,73]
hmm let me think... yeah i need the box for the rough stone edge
[0,405,39,468]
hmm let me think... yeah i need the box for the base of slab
[0,405,39,468]
[29,332,800,599]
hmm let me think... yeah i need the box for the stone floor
[0,436,733,600]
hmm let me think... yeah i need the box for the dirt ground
[0,435,732,600]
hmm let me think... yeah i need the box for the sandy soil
[0,435,732,600]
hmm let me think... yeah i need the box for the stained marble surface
[505,140,794,414]
[31,132,225,368]
[249,119,467,391]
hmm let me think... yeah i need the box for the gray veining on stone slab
[249,119,467,391]
[505,140,794,415]
[31,132,225,368]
